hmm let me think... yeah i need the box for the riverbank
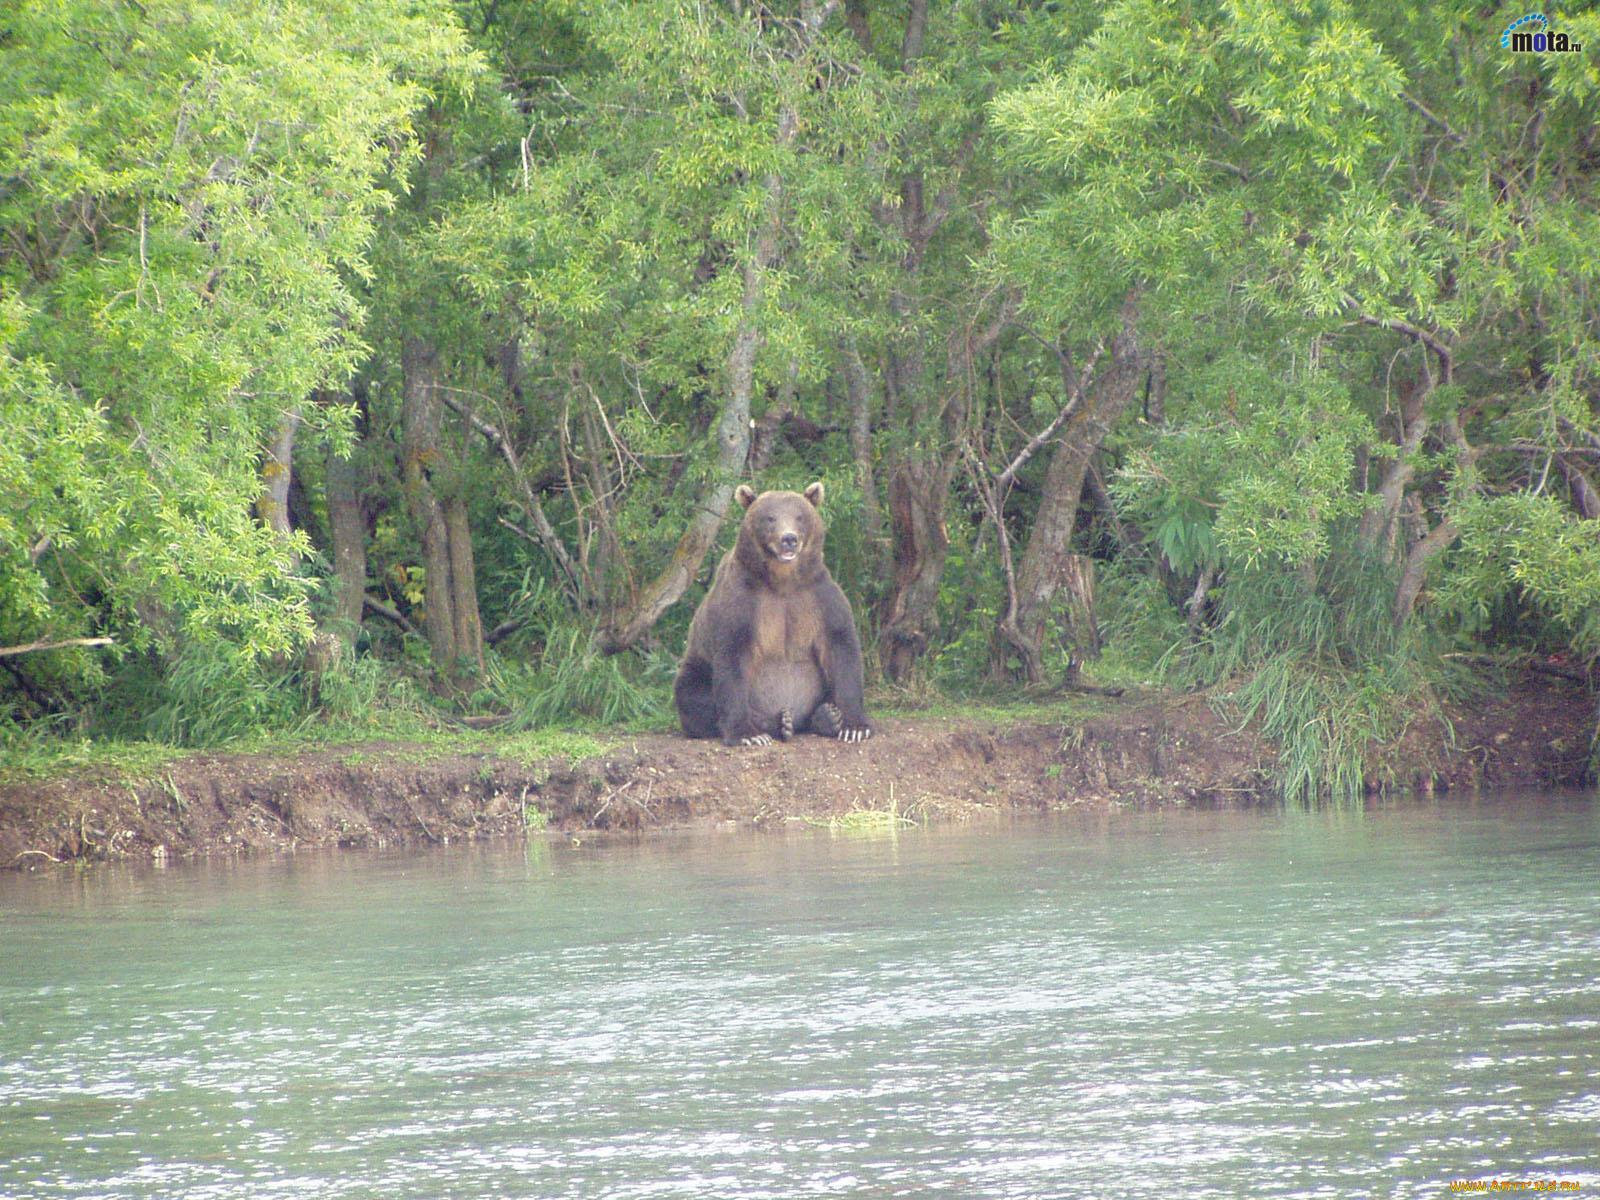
[1,669,1592,870]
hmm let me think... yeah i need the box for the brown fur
[675,482,872,746]
[751,592,823,669]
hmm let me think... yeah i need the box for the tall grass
[1164,544,1451,806]
[127,643,312,746]
[98,638,445,748]
[1093,559,1187,687]
[492,627,673,730]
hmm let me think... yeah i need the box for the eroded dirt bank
[2,673,1592,870]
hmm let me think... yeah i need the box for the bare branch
[1401,91,1466,146]
[0,637,114,658]
[1344,296,1454,383]
[995,338,1106,492]
[437,388,585,605]
[362,594,422,640]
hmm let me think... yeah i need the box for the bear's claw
[739,733,774,747]
[776,708,794,742]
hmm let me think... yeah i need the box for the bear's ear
[735,484,757,510]
[803,481,825,509]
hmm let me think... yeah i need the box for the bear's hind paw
[810,703,842,738]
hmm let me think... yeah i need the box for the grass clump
[1164,547,1456,807]
[491,627,673,731]
[826,805,917,834]
[808,783,919,834]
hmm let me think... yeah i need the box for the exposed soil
[1,670,1592,871]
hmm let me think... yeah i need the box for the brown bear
[675,482,872,746]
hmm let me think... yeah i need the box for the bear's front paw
[738,733,773,747]
[810,702,842,738]
[814,702,871,743]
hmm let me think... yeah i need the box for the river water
[2,793,1597,1199]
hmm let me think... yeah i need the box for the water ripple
[2,796,1597,1198]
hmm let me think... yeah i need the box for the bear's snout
[777,531,801,559]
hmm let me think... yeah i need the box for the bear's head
[733,482,826,583]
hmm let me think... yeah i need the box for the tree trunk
[1348,307,1466,624]
[577,397,622,595]
[597,22,824,654]
[256,411,302,561]
[876,203,939,683]
[993,310,1146,683]
[401,333,483,680]
[436,386,585,608]
[1559,455,1600,520]
[443,491,485,676]
[1356,376,1429,555]
[1393,518,1458,628]
[879,458,953,682]
[840,337,884,549]
[877,281,1019,685]
[597,292,763,654]
[324,426,367,644]
[847,0,995,685]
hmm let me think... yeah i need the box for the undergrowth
[490,628,674,731]
[1163,548,1460,806]
[0,715,187,783]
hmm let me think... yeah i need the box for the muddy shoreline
[2,674,1592,871]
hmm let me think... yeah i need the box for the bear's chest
[749,591,822,665]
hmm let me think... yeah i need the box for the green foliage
[930,533,1005,690]
[492,630,673,731]
[4,0,1598,797]
[1147,499,1221,579]
[1441,492,1600,657]
[1115,361,1375,572]
[989,0,1600,798]
[1165,543,1446,805]
[1,0,479,715]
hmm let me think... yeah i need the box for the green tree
[0,0,477,731]
[406,1,897,657]
[991,0,1600,791]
